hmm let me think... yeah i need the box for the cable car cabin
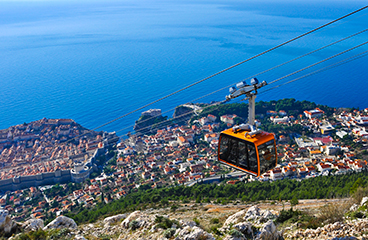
[218,127,277,177]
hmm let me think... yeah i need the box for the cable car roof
[221,128,275,146]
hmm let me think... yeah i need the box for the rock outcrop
[286,219,368,239]
[175,226,215,240]
[120,210,155,230]
[104,214,126,226]
[43,216,77,230]
[0,209,18,236]
[23,218,44,232]
[257,220,283,240]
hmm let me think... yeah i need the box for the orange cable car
[217,78,277,176]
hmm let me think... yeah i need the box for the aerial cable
[120,39,368,135]
[83,5,368,133]
[268,40,368,85]
[109,28,368,137]
[63,5,368,145]
[260,50,368,95]
[240,28,368,83]
[102,45,365,151]
[114,48,368,141]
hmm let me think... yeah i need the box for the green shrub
[210,218,219,224]
[193,217,200,226]
[47,228,71,240]
[155,215,179,229]
[349,211,365,219]
[129,220,140,230]
[163,228,176,238]
[229,229,244,238]
[318,201,350,224]
[210,225,222,235]
[171,205,179,212]
[276,208,302,223]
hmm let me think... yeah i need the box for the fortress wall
[0,170,72,192]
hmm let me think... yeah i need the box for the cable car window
[238,141,248,169]
[219,135,238,165]
[258,140,276,174]
[248,143,258,173]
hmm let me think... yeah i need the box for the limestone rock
[23,218,44,232]
[180,220,197,227]
[104,214,126,226]
[256,220,283,240]
[74,235,87,240]
[120,210,155,230]
[222,235,246,240]
[0,209,17,235]
[244,206,261,222]
[350,204,358,212]
[361,197,368,206]
[175,226,215,240]
[121,211,141,228]
[223,209,247,228]
[233,222,253,235]
[259,210,275,223]
[43,216,77,230]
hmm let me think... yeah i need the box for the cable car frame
[217,78,278,177]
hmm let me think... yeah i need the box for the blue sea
[0,0,368,135]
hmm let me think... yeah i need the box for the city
[0,100,367,224]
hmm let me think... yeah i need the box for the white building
[220,114,237,125]
[272,116,289,124]
[304,108,324,119]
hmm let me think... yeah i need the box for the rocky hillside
[2,197,368,240]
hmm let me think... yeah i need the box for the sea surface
[0,0,368,135]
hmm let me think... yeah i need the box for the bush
[229,229,244,238]
[14,230,47,240]
[129,220,140,230]
[348,211,365,219]
[193,217,200,226]
[210,218,220,224]
[171,205,179,212]
[290,197,299,206]
[276,208,302,223]
[48,228,71,240]
[163,228,176,238]
[155,215,179,229]
[352,187,368,204]
[210,225,222,235]
[319,200,350,224]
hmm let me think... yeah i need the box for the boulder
[180,220,197,227]
[74,235,87,240]
[361,197,368,206]
[233,222,253,235]
[350,204,358,212]
[104,214,126,226]
[0,209,17,235]
[244,206,261,222]
[175,226,215,240]
[43,216,77,230]
[259,210,275,223]
[223,209,247,228]
[120,210,155,230]
[222,235,246,240]
[256,220,283,240]
[121,211,141,228]
[23,218,44,232]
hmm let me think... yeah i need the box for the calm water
[0,0,368,135]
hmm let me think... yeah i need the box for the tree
[290,196,299,207]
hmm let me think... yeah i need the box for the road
[185,171,248,186]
